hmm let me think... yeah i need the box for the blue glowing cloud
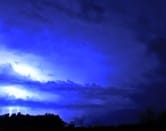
[0,0,165,126]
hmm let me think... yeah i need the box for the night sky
[0,0,166,126]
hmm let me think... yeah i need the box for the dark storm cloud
[146,37,166,77]
[101,0,166,85]
[0,0,106,30]
[110,0,166,62]
[126,1,166,84]
[129,82,166,111]
[21,0,106,23]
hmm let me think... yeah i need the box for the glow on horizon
[9,106,20,116]
[1,106,29,116]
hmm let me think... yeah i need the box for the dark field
[0,111,165,130]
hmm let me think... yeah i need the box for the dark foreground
[0,112,165,130]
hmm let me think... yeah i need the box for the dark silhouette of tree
[0,113,66,130]
[0,111,166,130]
[157,111,166,126]
[140,108,156,125]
